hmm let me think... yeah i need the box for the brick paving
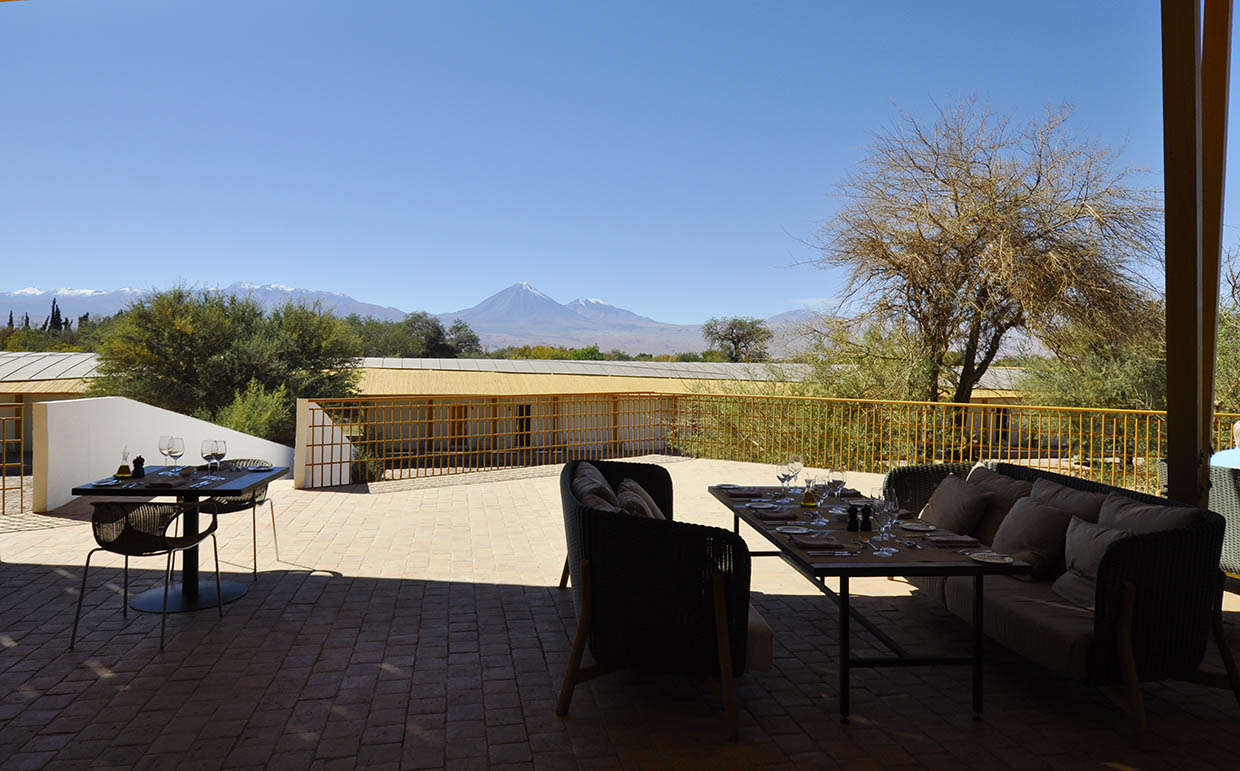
[1,456,1238,769]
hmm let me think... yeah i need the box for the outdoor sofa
[883,461,1237,734]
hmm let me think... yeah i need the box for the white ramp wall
[33,396,294,513]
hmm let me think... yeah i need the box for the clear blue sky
[1,1,1230,324]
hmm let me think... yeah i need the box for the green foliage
[701,316,773,362]
[343,312,482,358]
[0,299,114,352]
[89,288,362,444]
[212,380,291,441]
[797,317,935,401]
[1213,311,1240,413]
[1021,307,1166,410]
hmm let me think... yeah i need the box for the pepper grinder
[860,504,873,532]
[846,504,860,532]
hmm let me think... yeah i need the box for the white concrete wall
[293,399,354,488]
[33,396,293,512]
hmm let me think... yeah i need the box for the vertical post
[1202,0,1233,457]
[1163,0,1207,504]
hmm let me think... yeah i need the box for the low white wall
[293,399,354,488]
[33,396,293,512]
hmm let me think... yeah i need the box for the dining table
[72,463,289,613]
[709,484,1030,722]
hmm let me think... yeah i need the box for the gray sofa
[882,461,1235,733]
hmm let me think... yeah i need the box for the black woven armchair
[557,460,753,741]
[71,501,222,650]
[202,458,279,580]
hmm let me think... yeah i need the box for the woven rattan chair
[202,458,279,579]
[71,501,222,650]
[1155,459,1240,577]
[557,460,754,741]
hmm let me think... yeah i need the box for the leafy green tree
[89,288,361,444]
[702,316,773,362]
[799,316,936,400]
[210,380,292,441]
[446,319,482,356]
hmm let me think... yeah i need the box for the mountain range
[1,281,819,355]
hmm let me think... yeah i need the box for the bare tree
[815,99,1162,403]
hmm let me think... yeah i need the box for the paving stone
[1,459,1236,769]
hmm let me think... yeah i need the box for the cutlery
[806,550,860,557]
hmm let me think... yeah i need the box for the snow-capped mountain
[0,283,407,323]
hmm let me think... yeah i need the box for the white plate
[92,478,120,486]
[716,483,741,489]
[900,521,936,532]
[969,551,1014,564]
[747,502,777,510]
[775,526,809,534]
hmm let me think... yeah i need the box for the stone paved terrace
[1,456,1238,770]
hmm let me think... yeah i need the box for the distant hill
[1,280,817,356]
[0,282,407,324]
[437,282,707,354]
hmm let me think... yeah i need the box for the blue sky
[0,1,1226,324]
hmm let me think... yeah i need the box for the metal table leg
[840,575,850,722]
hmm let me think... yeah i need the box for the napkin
[789,532,846,549]
[896,508,917,519]
[756,507,800,521]
[926,533,979,546]
[839,487,861,498]
[725,488,765,498]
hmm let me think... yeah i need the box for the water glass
[158,435,173,465]
[168,437,185,466]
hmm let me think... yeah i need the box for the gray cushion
[991,497,1074,581]
[904,574,948,604]
[1030,478,1107,524]
[616,478,666,520]
[919,474,992,535]
[579,490,624,514]
[944,575,1095,681]
[966,465,1033,545]
[1097,491,1200,535]
[1051,517,1131,609]
[571,461,619,506]
[745,604,774,672]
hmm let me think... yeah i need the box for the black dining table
[72,464,289,613]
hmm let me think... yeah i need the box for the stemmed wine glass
[786,455,804,494]
[774,460,794,501]
[825,468,847,516]
[158,435,173,466]
[201,440,218,471]
[167,437,185,467]
[214,439,227,470]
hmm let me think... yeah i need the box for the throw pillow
[918,474,992,535]
[1097,491,1200,535]
[990,497,1074,580]
[1030,478,1107,524]
[616,478,666,520]
[965,465,1034,545]
[1051,517,1131,609]
[571,461,619,506]
[579,490,624,514]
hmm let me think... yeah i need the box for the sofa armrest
[881,462,974,513]
[576,509,751,676]
[1091,511,1224,684]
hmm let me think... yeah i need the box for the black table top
[72,465,289,498]
[710,485,1032,579]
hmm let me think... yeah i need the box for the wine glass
[201,440,218,471]
[168,437,185,467]
[774,461,793,501]
[787,455,804,493]
[158,436,172,465]
[826,469,847,515]
[214,439,227,470]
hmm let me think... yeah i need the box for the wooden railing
[1,403,24,514]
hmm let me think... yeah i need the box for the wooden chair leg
[269,500,280,562]
[1213,571,1240,710]
[1117,582,1147,742]
[712,574,738,743]
[557,560,591,716]
[558,555,570,589]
